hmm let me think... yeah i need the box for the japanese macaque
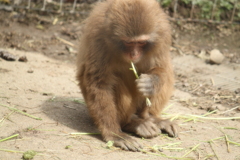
[76,0,178,151]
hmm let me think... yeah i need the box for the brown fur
[76,0,178,151]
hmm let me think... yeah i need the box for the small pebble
[237,106,240,111]
[235,88,240,94]
[209,49,224,64]
[27,70,34,73]
[0,50,17,61]
[208,104,226,112]
[18,56,28,62]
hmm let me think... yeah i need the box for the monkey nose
[130,52,141,61]
[130,52,136,57]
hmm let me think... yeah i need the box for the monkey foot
[105,134,142,152]
[123,118,159,138]
[156,119,179,137]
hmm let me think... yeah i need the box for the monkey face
[119,35,153,63]
[122,40,147,63]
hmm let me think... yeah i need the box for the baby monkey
[76,0,178,151]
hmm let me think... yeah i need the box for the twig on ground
[0,134,19,142]
[142,150,192,160]
[0,104,42,120]
[69,132,100,135]
[209,142,220,160]
[0,111,15,126]
[224,133,231,153]
[220,106,240,115]
[0,149,23,153]
[55,36,74,47]
[182,143,201,158]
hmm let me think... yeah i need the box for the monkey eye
[124,41,134,46]
[138,41,147,46]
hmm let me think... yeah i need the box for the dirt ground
[0,8,240,160]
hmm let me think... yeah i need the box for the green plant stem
[0,104,42,120]
[142,150,192,160]
[182,143,201,158]
[70,132,100,135]
[209,142,220,160]
[224,134,230,153]
[186,114,240,120]
[130,62,152,106]
[0,134,19,142]
[0,149,24,153]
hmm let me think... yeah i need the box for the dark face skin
[121,35,150,63]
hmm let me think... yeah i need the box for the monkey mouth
[129,56,141,63]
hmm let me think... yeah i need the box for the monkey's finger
[115,138,142,152]
[137,126,153,138]
[114,141,131,151]
[129,141,143,151]
[119,143,130,151]
[139,74,149,78]
[164,123,179,137]
[136,121,159,138]
[136,76,151,83]
[136,77,152,89]
[158,119,179,138]
[137,86,153,95]
[170,123,179,137]
[138,88,153,97]
[151,124,159,133]
[147,123,159,138]
[124,141,142,152]
[136,81,152,88]
[163,126,175,137]
[144,129,158,138]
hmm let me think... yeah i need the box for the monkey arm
[83,77,121,135]
[82,75,143,151]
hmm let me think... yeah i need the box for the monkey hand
[123,117,159,139]
[156,119,179,138]
[135,118,159,138]
[136,74,159,97]
[106,134,142,152]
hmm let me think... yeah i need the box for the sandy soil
[0,9,240,160]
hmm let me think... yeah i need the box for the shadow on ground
[41,96,99,134]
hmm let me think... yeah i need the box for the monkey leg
[91,110,143,151]
[122,115,159,138]
[89,106,143,151]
